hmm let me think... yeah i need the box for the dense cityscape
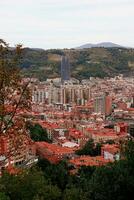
[0,0,134,199]
[24,58,134,168]
[0,40,134,199]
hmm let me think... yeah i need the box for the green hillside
[20,47,134,80]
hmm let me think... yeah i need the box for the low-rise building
[35,142,75,163]
[69,155,110,169]
[101,144,120,161]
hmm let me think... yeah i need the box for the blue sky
[0,0,134,49]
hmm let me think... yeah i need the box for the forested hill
[20,47,134,80]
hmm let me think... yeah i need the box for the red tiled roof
[6,165,21,175]
[69,155,110,167]
[35,142,74,154]
[102,144,120,155]
[69,129,84,139]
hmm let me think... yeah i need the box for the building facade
[61,56,70,82]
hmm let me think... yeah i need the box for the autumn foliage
[0,39,31,157]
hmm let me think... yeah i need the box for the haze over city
[0,0,134,49]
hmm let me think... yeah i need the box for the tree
[37,159,69,190]
[85,141,134,200]
[63,187,86,200]
[93,143,102,156]
[124,139,134,163]
[28,123,51,142]
[0,39,30,133]
[0,39,31,160]
[0,168,61,200]
[76,139,94,155]
[0,192,10,200]
[76,139,101,156]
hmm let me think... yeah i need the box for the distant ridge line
[76,42,126,49]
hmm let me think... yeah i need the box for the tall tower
[61,56,70,83]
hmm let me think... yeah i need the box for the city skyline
[0,0,134,49]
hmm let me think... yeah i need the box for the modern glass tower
[61,56,70,83]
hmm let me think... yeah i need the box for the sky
[0,0,134,49]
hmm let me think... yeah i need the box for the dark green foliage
[76,50,88,65]
[76,139,102,156]
[0,168,61,200]
[47,49,64,55]
[124,139,134,164]
[28,123,51,142]
[38,159,69,190]
[76,139,94,155]
[93,143,102,156]
[78,166,96,178]
[85,141,134,200]
[86,160,134,200]
[63,187,86,200]
[0,193,10,200]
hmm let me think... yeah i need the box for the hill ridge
[76,42,125,49]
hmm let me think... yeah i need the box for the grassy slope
[20,47,134,80]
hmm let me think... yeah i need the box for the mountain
[76,42,124,49]
[19,47,134,81]
[30,48,44,51]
